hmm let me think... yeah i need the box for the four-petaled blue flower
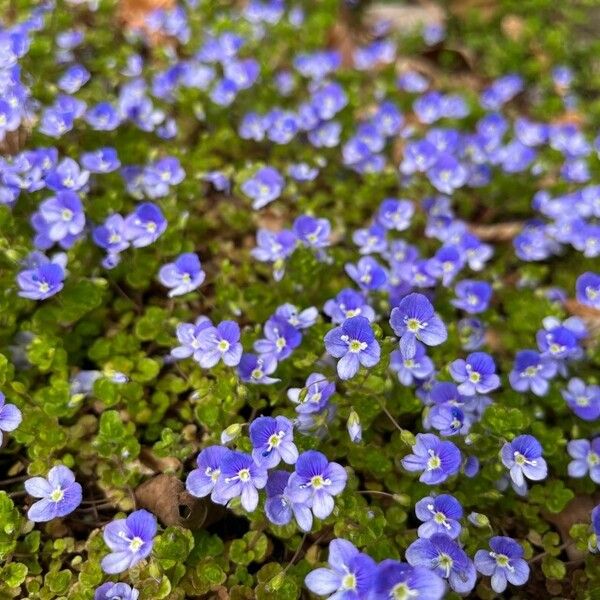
[452,279,492,314]
[371,559,446,600]
[158,252,205,297]
[287,450,347,520]
[25,465,82,523]
[415,494,463,539]
[212,450,268,512]
[576,272,600,309]
[406,533,477,594]
[390,293,447,359]
[186,445,229,500]
[249,415,298,468]
[450,352,500,396]
[567,438,600,483]
[401,433,461,485]
[123,202,167,247]
[323,316,380,380]
[509,350,556,396]
[474,536,530,593]
[94,583,139,600]
[195,320,243,367]
[17,259,65,301]
[305,538,377,600]
[101,509,157,574]
[501,434,547,489]
[241,166,285,210]
[562,378,600,421]
[265,470,313,532]
[0,392,22,444]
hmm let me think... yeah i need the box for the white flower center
[50,487,64,503]
[427,449,441,470]
[129,536,144,552]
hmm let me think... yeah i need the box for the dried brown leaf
[135,473,212,528]
[469,222,524,241]
[544,494,600,560]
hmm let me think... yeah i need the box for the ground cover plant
[0,0,600,598]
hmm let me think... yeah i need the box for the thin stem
[530,541,574,563]
[356,489,396,499]
[282,533,308,573]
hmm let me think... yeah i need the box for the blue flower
[265,470,313,532]
[389,293,448,359]
[194,320,243,368]
[101,509,157,574]
[415,494,463,539]
[397,71,429,93]
[371,560,446,600]
[241,166,285,210]
[212,450,268,512]
[275,303,318,329]
[142,157,185,198]
[592,506,600,552]
[562,378,600,421]
[158,252,205,297]
[406,533,476,594]
[323,288,375,324]
[186,445,229,500]
[123,202,167,247]
[567,438,600,483]
[501,434,547,488]
[304,538,376,599]
[32,191,86,249]
[429,404,469,437]
[345,256,388,291]
[237,353,279,385]
[45,158,89,192]
[425,245,465,286]
[310,82,347,120]
[428,155,468,194]
[92,213,129,267]
[0,392,22,444]
[389,343,434,386]
[352,223,387,255]
[450,352,500,396]
[287,162,318,181]
[81,147,120,173]
[287,373,335,414]
[451,279,492,314]
[94,583,139,600]
[25,465,82,522]
[576,272,600,309]
[170,318,212,362]
[293,215,331,249]
[401,433,461,485]
[376,198,414,231]
[250,415,298,468]
[17,261,65,300]
[536,324,579,362]
[251,228,297,281]
[457,317,486,351]
[287,450,347,520]
[85,102,121,131]
[323,316,380,380]
[509,350,557,396]
[254,315,302,363]
[474,536,529,593]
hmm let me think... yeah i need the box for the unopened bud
[221,423,242,444]
[347,409,362,443]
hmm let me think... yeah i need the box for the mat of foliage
[0,1,599,599]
